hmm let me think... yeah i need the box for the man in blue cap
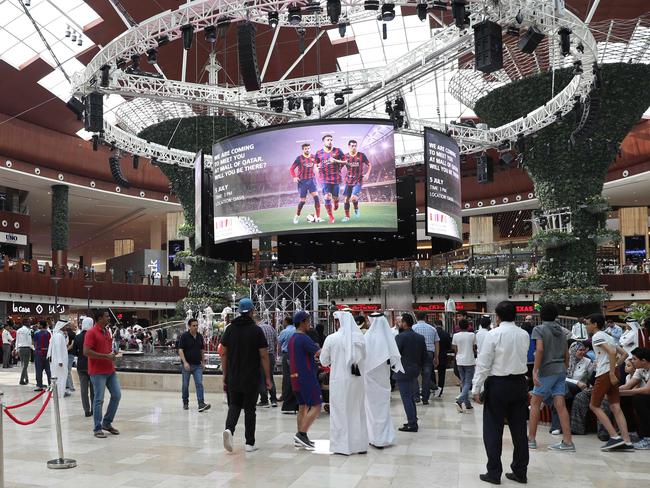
[221,298,272,453]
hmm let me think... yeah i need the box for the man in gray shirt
[528,304,575,452]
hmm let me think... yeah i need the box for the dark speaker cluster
[109,155,131,188]
[477,153,493,184]
[84,91,103,132]
[473,20,503,73]
[237,22,261,92]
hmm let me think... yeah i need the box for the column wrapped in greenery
[51,185,69,251]
[139,116,246,315]
[475,63,650,314]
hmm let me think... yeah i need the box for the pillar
[150,219,162,250]
[619,206,649,266]
[51,185,69,267]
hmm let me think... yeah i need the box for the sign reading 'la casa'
[10,302,67,315]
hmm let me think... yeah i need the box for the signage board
[1,232,27,246]
[10,302,67,315]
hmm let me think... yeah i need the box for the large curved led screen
[212,120,397,243]
[424,128,462,243]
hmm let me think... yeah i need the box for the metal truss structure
[70,0,649,168]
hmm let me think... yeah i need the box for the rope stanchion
[2,391,52,426]
[3,389,46,410]
[46,378,77,470]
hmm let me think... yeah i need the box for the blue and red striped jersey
[315,147,344,184]
[290,154,316,180]
[344,152,370,185]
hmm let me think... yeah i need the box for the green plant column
[51,185,69,266]
[475,64,650,311]
[139,115,245,314]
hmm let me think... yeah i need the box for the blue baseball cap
[293,310,310,325]
[239,298,254,313]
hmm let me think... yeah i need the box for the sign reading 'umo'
[1,232,27,246]
[11,302,67,315]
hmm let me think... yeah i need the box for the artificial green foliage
[539,287,611,307]
[507,264,519,294]
[51,185,69,251]
[412,275,487,296]
[319,267,381,298]
[528,229,577,250]
[138,116,244,316]
[475,63,650,308]
[623,303,650,323]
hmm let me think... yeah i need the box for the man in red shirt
[84,309,121,438]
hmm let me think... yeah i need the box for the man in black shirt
[434,319,452,397]
[395,313,427,432]
[221,298,272,453]
[178,318,211,412]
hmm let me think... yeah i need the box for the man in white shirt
[452,319,476,412]
[475,316,491,356]
[16,320,34,385]
[444,295,456,333]
[2,324,13,369]
[571,317,588,341]
[619,347,650,449]
[472,301,530,485]
[587,313,633,452]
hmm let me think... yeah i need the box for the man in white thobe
[364,312,404,448]
[320,311,369,455]
[47,320,69,398]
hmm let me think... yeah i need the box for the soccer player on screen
[314,134,345,224]
[290,143,323,224]
[342,140,372,222]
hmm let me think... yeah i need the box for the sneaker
[465,404,474,410]
[94,430,107,439]
[622,443,636,452]
[548,441,576,452]
[342,217,350,222]
[315,217,324,223]
[455,401,464,414]
[183,403,189,410]
[198,403,211,412]
[633,438,650,450]
[34,387,44,392]
[223,429,234,452]
[293,215,299,224]
[294,432,315,449]
[550,429,561,435]
[245,444,259,453]
[329,217,335,224]
[271,401,278,408]
[354,209,360,218]
[422,400,429,405]
[528,439,537,450]
[257,402,270,408]
[600,437,626,451]
[64,391,71,397]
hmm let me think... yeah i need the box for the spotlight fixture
[319,92,326,106]
[268,11,279,29]
[130,53,140,70]
[146,48,158,64]
[65,25,71,37]
[518,26,545,54]
[303,96,314,116]
[338,23,347,37]
[334,92,344,105]
[394,97,405,112]
[451,0,469,29]
[99,64,111,87]
[381,3,395,22]
[132,154,140,170]
[115,57,126,69]
[270,97,284,113]
[385,100,393,115]
[573,59,583,75]
[25,0,31,6]
[246,118,255,130]
[157,34,170,47]
[287,97,297,111]
[515,9,524,24]
[77,36,83,47]
[559,27,571,56]
[364,0,380,10]
[576,42,584,54]
[181,24,194,50]
[204,25,217,43]
[417,3,428,22]
[71,31,77,42]
[288,5,302,25]
[256,99,268,108]
[515,133,526,153]
[327,0,341,24]
[506,25,520,37]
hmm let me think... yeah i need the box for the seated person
[548,342,593,434]
[619,347,650,450]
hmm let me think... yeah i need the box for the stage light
[364,0,380,10]
[385,100,393,115]
[146,48,158,64]
[334,92,344,105]
[559,27,571,56]
[204,25,217,43]
[65,25,71,37]
[25,0,31,6]
[71,31,77,42]
[130,54,140,70]
[246,118,255,130]
[432,0,447,10]
[270,97,284,113]
[327,0,341,24]
[576,42,584,54]
[77,36,83,47]
[288,5,302,25]
[116,58,126,69]
[256,99,268,108]
[394,97,405,112]
[451,0,468,29]
[132,155,139,170]
[338,23,347,37]
[381,3,395,22]
[573,59,583,74]
[516,133,526,153]
[319,92,326,106]
[268,11,279,29]
[181,24,194,50]
[100,64,111,87]
[506,25,520,37]
[157,35,170,47]
[287,97,296,110]
[303,97,313,116]
[417,3,428,21]
[561,213,571,225]
[515,9,524,24]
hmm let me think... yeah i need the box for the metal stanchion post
[47,378,77,470]
[1,391,4,488]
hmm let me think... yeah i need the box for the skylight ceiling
[0,0,100,70]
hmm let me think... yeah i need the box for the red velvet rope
[3,391,53,426]
[4,388,46,410]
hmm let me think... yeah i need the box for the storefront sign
[414,303,466,311]
[516,305,534,313]
[10,302,67,315]
[336,304,381,312]
[1,232,27,246]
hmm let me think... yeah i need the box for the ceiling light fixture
[288,5,302,25]
[181,24,194,50]
[268,11,279,29]
[380,3,396,22]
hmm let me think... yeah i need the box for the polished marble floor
[0,367,647,488]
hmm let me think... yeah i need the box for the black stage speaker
[237,22,261,92]
[84,91,103,132]
[473,20,503,73]
[518,26,545,54]
[477,154,493,183]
